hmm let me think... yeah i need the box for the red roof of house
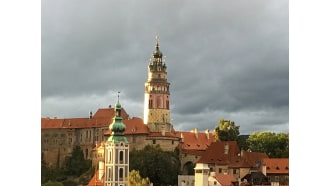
[176,131,215,151]
[242,151,268,168]
[103,117,150,135]
[198,141,241,165]
[87,170,104,186]
[262,158,289,174]
[93,107,129,119]
[41,107,129,129]
[197,141,269,168]
[123,117,149,134]
[215,173,237,186]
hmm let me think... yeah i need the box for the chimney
[224,143,229,154]
[181,133,184,142]
[194,128,198,139]
[89,111,92,119]
[205,129,209,139]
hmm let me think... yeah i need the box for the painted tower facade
[143,37,172,132]
[104,95,129,186]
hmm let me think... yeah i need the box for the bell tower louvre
[143,36,172,133]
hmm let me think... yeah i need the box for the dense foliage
[129,145,180,186]
[213,119,289,157]
[213,119,248,149]
[214,119,240,141]
[41,146,93,185]
[128,170,150,186]
[63,146,92,176]
[247,131,289,158]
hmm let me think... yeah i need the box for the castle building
[41,36,215,176]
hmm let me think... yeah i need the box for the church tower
[143,36,172,132]
[104,94,129,186]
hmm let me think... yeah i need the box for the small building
[261,158,289,186]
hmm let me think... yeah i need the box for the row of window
[106,150,127,164]
[43,132,72,138]
[148,99,170,109]
[209,167,239,175]
[267,175,289,182]
[43,138,72,145]
[152,139,175,145]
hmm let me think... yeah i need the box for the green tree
[247,131,289,158]
[213,119,249,150]
[41,180,63,186]
[130,145,180,186]
[213,119,240,141]
[41,159,66,184]
[128,170,150,186]
[63,146,92,176]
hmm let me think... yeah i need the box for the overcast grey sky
[41,0,288,134]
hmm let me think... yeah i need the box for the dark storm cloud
[42,0,288,134]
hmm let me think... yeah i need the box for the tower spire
[104,93,129,186]
[144,36,172,132]
[155,33,159,48]
[108,93,127,143]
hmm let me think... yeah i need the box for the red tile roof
[93,107,129,119]
[215,173,237,186]
[262,158,289,174]
[104,117,150,135]
[197,141,268,169]
[87,170,104,186]
[176,131,215,151]
[41,107,129,129]
[123,117,149,134]
[198,141,241,165]
[242,151,268,168]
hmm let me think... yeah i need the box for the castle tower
[104,93,129,186]
[143,36,172,132]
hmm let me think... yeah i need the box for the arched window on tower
[119,151,124,164]
[157,96,163,108]
[149,100,153,109]
[119,168,123,181]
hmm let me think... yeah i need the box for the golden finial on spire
[155,29,160,43]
